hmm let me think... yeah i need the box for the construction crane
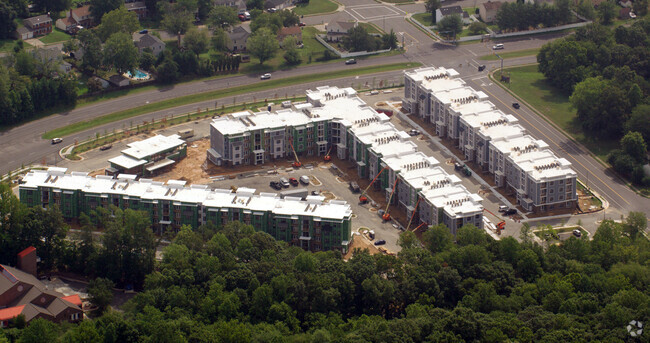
[382,177,399,222]
[287,138,301,168]
[323,146,333,162]
[359,166,389,204]
[405,197,422,231]
[411,222,427,232]
[483,208,506,234]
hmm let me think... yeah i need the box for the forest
[1,183,649,342]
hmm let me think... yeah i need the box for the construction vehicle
[405,197,421,231]
[323,146,333,162]
[483,208,506,235]
[382,177,399,222]
[287,138,301,168]
[359,166,389,204]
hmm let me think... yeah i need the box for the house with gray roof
[227,25,251,52]
[326,21,357,42]
[436,6,471,24]
[133,33,166,56]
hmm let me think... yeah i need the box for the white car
[260,73,271,80]
[51,138,63,144]
[492,44,504,50]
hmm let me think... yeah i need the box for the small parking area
[348,5,405,20]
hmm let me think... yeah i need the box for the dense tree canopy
[96,6,140,42]
[247,28,279,64]
[1,182,649,342]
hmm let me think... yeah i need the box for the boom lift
[359,166,389,204]
[288,138,301,168]
[323,146,333,162]
[405,197,422,231]
[382,177,399,222]
[483,208,506,235]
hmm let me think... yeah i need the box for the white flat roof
[382,151,439,173]
[511,149,576,181]
[421,183,483,217]
[460,109,518,129]
[352,122,406,145]
[490,134,550,156]
[20,169,353,220]
[432,86,488,105]
[369,140,418,159]
[405,66,460,83]
[108,154,147,169]
[122,134,185,160]
[211,109,315,136]
[401,166,461,191]
[450,100,495,116]
[478,123,526,141]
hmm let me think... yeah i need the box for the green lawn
[480,48,540,60]
[43,62,421,139]
[0,39,16,53]
[39,29,72,44]
[494,65,617,160]
[463,7,478,16]
[359,22,382,34]
[412,13,434,27]
[292,0,338,16]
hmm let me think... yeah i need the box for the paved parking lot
[207,163,404,253]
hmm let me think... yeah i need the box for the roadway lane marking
[476,83,631,208]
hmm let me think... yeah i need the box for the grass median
[479,48,540,61]
[43,62,420,140]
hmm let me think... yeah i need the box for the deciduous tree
[247,28,279,64]
[103,32,139,74]
[208,5,238,29]
[184,28,210,57]
[96,6,139,42]
[89,0,122,22]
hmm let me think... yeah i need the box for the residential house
[265,0,292,10]
[108,75,130,87]
[619,7,633,19]
[133,33,166,56]
[55,16,80,34]
[125,1,148,19]
[277,26,302,46]
[227,25,251,52]
[435,6,470,25]
[16,14,53,39]
[214,0,247,11]
[479,1,503,23]
[326,21,357,42]
[32,46,71,75]
[71,5,94,28]
[0,248,83,327]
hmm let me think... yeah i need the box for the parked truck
[178,129,194,140]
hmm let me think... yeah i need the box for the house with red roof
[0,247,83,328]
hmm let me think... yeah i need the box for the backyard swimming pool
[125,69,150,80]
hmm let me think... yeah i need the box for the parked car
[270,181,282,190]
[376,108,393,116]
[289,177,299,186]
[572,229,582,237]
[478,65,486,71]
[512,102,520,109]
[345,59,357,65]
[311,190,320,195]
[504,208,517,216]
[374,239,386,246]
[260,73,271,80]
[454,162,463,171]
[298,22,306,27]
[99,144,112,151]
[51,138,63,144]
[238,14,246,21]
[498,205,509,212]
[279,177,290,188]
[267,7,276,12]
[492,43,504,50]
[349,181,360,193]
[300,175,310,185]
[409,129,420,136]
[139,29,148,34]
